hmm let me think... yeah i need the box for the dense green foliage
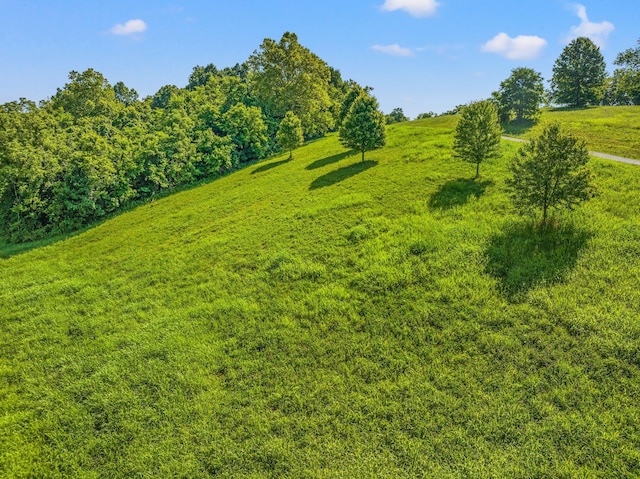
[248,32,345,138]
[551,37,607,108]
[493,67,545,122]
[0,34,358,243]
[507,122,596,224]
[0,71,236,242]
[221,103,269,163]
[385,107,409,124]
[606,37,640,105]
[276,111,304,159]
[416,111,436,120]
[453,100,502,178]
[2,114,640,477]
[339,92,387,162]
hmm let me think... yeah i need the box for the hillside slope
[1,116,640,478]
[504,106,640,159]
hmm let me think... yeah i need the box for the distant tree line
[0,32,372,242]
[491,36,640,124]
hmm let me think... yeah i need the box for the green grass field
[1,113,640,477]
[503,106,640,159]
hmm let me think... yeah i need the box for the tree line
[492,36,640,122]
[405,36,640,123]
[0,32,378,242]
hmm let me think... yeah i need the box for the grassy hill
[1,113,640,477]
[503,105,640,159]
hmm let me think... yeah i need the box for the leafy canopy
[221,103,268,164]
[551,37,607,108]
[453,100,501,178]
[607,38,640,105]
[276,111,304,159]
[385,107,409,124]
[339,92,386,162]
[494,67,544,122]
[506,122,596,225]
[248,32,335,138]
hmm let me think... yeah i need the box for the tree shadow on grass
[485,222,592,302]
[305,151,354,170]
[429,178,493,210]
[309,160,377,190]
[502,119,537,136]
[251,158,291,174]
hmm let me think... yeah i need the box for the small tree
[453,100,501,178]
[551,37,606,108]
[339,92,386,162]
[506,122,596,226]
[276,111,304,159]
[494,67,545,122]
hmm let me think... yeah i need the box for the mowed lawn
[1,115,640,478]
[504,105,640,159]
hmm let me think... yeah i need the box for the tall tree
[506,122,596,226]
[339,92,386,162]
[276,111,304,159]
[50,69,118,119]
[494,67,545,122]
[338,82,370,126]
[608,38,640,105]
[550,37,607,108]
[113,81,139,106]
[248,32,334,138]
[453,100,501,178]
[187,64,219,90]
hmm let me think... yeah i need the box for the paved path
[502,136,640,167]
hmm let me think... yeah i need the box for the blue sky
[1,0,638,117]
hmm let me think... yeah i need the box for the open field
[1,115,640,477]
[503,106,640,160]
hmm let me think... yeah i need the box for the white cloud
[110,19,148,36]
[567,4,614,48]
[482,33,547,60]
[381,0,440,17]
[372,44,414,57]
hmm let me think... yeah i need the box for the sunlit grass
[1,112,639,477]
[503,106,640,159]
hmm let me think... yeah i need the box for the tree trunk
[475,161,480,178]
[361,149,365,162]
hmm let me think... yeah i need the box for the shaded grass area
[305,150,354,170]
[429,178,493,209]
[309,160,377,190]
[251,157,292,174]
[486,221,592,301]
[1,115,640,478]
